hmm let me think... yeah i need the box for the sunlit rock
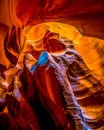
[0,0,104,130]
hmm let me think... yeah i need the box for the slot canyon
[0,0,104,130]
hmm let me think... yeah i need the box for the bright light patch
[38,51,48,66]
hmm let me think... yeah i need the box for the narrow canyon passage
[0,0,104,130]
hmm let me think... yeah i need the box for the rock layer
[0,0,104,129]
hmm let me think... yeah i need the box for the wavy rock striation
[0,0,104,129]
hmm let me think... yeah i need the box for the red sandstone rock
[0,0,104,130]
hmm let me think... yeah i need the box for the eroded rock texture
[0,0,104,130]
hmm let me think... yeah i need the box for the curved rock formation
[0,0,104,130]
